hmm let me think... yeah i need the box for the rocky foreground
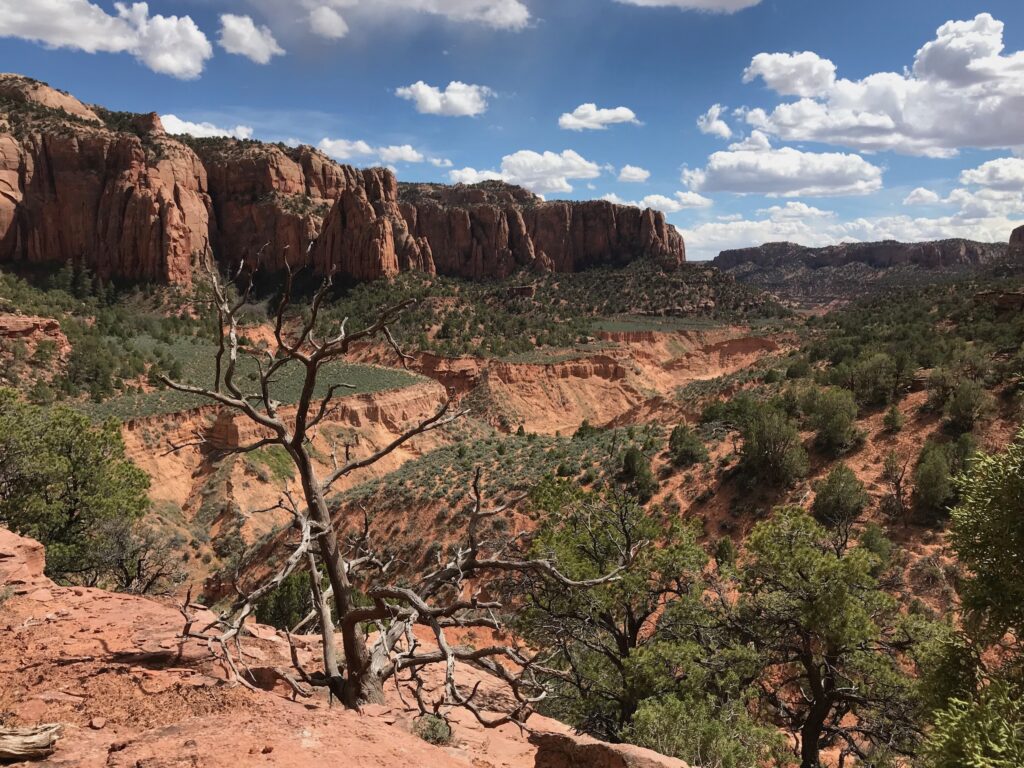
[0,73,685,287]
[0,526,687,767]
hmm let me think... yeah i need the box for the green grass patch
[79,337,422,421]
[245,445,296,483]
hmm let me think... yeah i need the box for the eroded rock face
[314,167,433,280]
[0,74,685,285]
[197,141,362,272]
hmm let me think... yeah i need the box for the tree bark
[292,445,385,706]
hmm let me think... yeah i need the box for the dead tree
[0,724,62,761]
[164,257,631,723]
[881,451,909,520]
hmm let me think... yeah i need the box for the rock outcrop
[1010,225,1024,259]
[0,73,101,123]
[194,139,425,275]
[0,73,685,286]
[530,732,690,768]
[1,525,686,768]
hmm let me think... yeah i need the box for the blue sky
[2,0,1023,259]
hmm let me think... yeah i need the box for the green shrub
[621,447,658,502]
[944,379,989,434]
[914,442,954,522]
[851,352,898,405]
[0,390,150,585]
[739,408,808,487]
[714,536,737,568]
[859,522,894,570]
[922,681,1024,768]
[255,569,312,631]
[668,425,708,468]
[786,358,812,379]
[808,387,859,455]
[627,696,785,768]
[811,464,868,541]
[883,404,905,433]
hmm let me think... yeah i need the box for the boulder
[0,526,53,595]
[529,731,690,768]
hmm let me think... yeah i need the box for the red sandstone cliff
[0,73,686,285]
[0,76,212,285]
[398,181,686,279]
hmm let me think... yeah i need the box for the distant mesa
[713,238,1007,273]
[0,73,685,287]
[712,235,1016,307]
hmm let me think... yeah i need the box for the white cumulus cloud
[683,142,883,197]
[618,165,651,183]
[682,207,1016,261]
[603,191,712,212]
[318,136,442,166]
[958,157,1024,191]
[614,0,762,13]
[559,103,641,131]
[449,167,505,185]
[742,51,837,97]
[903,187,941,206]
[396,81,493,117]
[161,114,254,139]
[742,13,1024,157]
[449,149,602,195]
[697,103,732,139]
[368,0,530,29]
[318,137,375,160]
[218,14,283,64]
[377,144,424,164]
[0,0,213,79]
[681,176,1019,261]
[308,6,349,38]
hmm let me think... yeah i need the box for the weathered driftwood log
[0,724,63,762]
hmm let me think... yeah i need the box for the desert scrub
[336,423,665,516]
[413,715,452,745]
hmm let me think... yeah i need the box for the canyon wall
[397,181,686,279]
[0,77,212,284]
[0,74,685,286]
